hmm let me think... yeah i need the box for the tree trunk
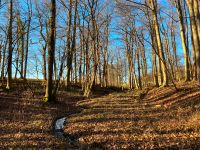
[45,0,56,102]
[1,34,8,79]
[175,0,190,81]
[186,0,200,82]
[6,0,13,90]
[194,0,200,42]
[72,0,78,84]
[137,49,142,89]
[24,0,32,79]
[170,18,178,81]
[84,0,99,97]
[145,3,159,86]
[152,46,159,86]
[103,16,109,87]
[79,30,83,84]
[20,28,25,79]
[66,0,73,87]
[83,22,90,96]
[150,0,168,86]
[140,38,147,87]
[42,44,47,80]
[15,41,19,78]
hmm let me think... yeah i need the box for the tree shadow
[64,83,200,149]
[0,81,84,149]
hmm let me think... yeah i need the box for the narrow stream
[53,115,80,148]
[52,106,90,148]
[54,117,67,138]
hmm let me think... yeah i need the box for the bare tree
[24,0,32,79]
[6,0,13,90]
[186,0,200,82]
[174,0,190,81]
[45,0,56,102]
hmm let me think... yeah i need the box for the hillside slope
[64,82,200,149]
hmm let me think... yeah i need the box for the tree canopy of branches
[0,0,199,100]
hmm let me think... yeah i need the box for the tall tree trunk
[78,14,84,84]
[6,0,13,90]
[152,29,159,86]
[152,46,159,86]
[15,23,19,78]
[84,0,98,97]
[103,15,109,87]
[79,30,83,84]
[150,0,168,86]
[160,21,175,81]
[125,31,133,89]
[83,21,90,95]
[137,49,142,89]
[66,0,73,87]
[175,0,190,81]
[42,44,47,80]
[1,34,8,79]
[194,0,200,41]
[20,29,25,79]
[24,0,32,79]
[45,0,56,102]
[15,49,19,78]
[187,0,200,82]
[74,51,77,83]
[140,38,147,87]
[145,3,159,86]
[170,18,178,80]
[71,0,78,84]
[53,58,57,80]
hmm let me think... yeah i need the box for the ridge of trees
[0,0,199,102]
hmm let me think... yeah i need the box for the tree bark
[1,34,8,79]
[6,0,13,90]
[66,0,73,87]
[186,0,200,82]
[24,0,32,79]
[149,0,168,86]
[45,0,56,102]
[175,0,190,81]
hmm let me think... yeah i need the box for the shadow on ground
[64,82,200,149]
[0,80,84,149]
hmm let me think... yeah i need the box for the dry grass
[64,82,200,149]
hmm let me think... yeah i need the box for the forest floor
[64,82,200,149]
[0,80,85,149]
[0,81,200,149]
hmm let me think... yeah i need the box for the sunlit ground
[0,80,83,149]
[65,82,200,149]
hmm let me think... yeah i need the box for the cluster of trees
[116,0,200,90]
[0,0,115,101]
[0,0,32,89]
[0,0,199,101]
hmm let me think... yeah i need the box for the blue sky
[0,0,187,79]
